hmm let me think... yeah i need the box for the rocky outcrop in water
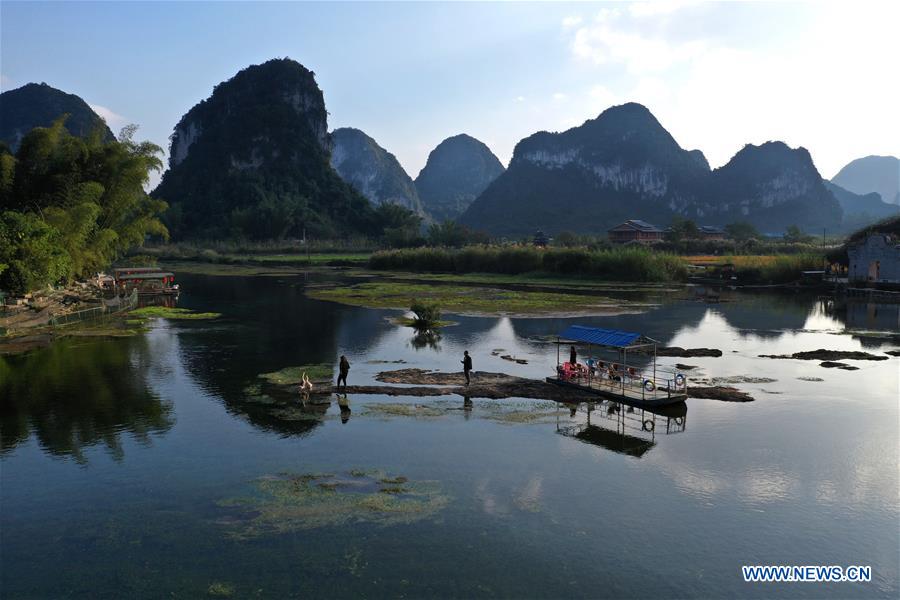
[0,82,114,151]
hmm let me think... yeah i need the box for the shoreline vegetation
[143,244,828,287]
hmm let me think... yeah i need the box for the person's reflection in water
[463,396,473,420]
[337,394,351,424]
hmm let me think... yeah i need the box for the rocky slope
[153,58,376,240]
[415,134,504,221]
[706,141,841,233]
[330,127,426,217]
[831,155,899,206]
[0,83,114,151]
[459,103,843,236]
[824,180,898,231]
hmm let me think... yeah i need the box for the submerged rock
[675,363,699,370]
[216,471,448,539]
[687,386,754,402]
[759,349,888,361]
[885,350,900,357]
[797,376,825,382]
[655,347,723,357]
[819,361,859,370]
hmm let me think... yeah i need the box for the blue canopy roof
[558,325,644,348]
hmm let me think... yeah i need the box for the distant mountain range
[2,70,895,240]
[824,180,898,230]
[831,155,899,206]
[414,134,505,221]
[152,58,377,239]
[460,103,843,236]
[330,127,426,218]
[0,82,114,151]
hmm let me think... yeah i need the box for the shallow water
[2,273,898,598]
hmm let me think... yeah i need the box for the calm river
[2,272,898,598]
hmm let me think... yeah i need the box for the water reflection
[0,337,172,463]
[555,401,687,458]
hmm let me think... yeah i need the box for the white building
[847,234,900,286]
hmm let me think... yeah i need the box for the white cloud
[0,73,14,90]
[629,0,702,19]
[561,15,583,28]
[552,92,567,101]
[513,95,526,103]
[561,2,900,175]
[89,103,129,130]
[570,7,707,73]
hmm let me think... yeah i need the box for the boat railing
[553,363,688,400]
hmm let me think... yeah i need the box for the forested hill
[153,58,378,240]
[330,127,426,218]
[414,134,504,222]
[0,83,114,152]
[459,103,844,236]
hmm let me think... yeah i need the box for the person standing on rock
[462,351,473,386]
[337,355,350,390]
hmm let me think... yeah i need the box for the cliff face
[414,134,504,221]
[0,83,114,151]
[153,58,376,239]
[459,104,844,236]
[705,142,842,232]
[330,127,426,217]
[459,103,710,236]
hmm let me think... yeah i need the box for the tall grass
[726,253,825,284]
[369,246,689,282]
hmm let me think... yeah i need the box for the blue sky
[2,1,897,188]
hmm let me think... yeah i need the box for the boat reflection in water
[555,400,687,458]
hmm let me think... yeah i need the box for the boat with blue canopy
[546,325,688,407]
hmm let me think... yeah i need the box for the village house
[847,234,900,287]
[698,225,726,240]
[608,220,664,244]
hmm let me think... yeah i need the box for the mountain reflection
[0,337,172,463]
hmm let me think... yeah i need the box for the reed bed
[369,246,689,282]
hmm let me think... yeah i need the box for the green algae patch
[306,281,651,317]
[391,316,456,328]
[361,403,446,419]
[216,471,448,539]
[207,582,235,597]
[258,363,333,386]
[129,306,221,320]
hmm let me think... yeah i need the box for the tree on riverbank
[0,119,167,294]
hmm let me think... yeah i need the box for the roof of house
[699,226,725,234]
[608,219,662,233]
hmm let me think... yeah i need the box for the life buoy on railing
[643,379,655,392]
[642,419,655,432]
[675,373,686,387]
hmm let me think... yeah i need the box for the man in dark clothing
[337,355,350,390]
[570,345,577,367]
[462,351,472,385]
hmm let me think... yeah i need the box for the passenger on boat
[608,364,621,381]
[569,346,577,367]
